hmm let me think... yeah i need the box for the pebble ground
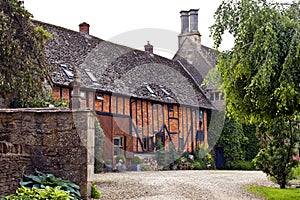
[94,170,277,200]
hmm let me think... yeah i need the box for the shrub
[94,158,103,173]
[115,154,126,164]
[3,186,73,200]
[204,153,216,170]
[91,183,102,199]
[28,92,68,108]
[105,159,112,165]
[94,119,105,173]
[289,165,300,180]
[131,155,142,164]
[141,164,152,171]
[190,161,203,170]
[225,160,255,170]
[20,170,81,199]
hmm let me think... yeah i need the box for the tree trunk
[280,183,286,189]
[280,177,286,189]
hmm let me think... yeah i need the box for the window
[144,83,156,97]
[114,136,123,155]
[215,92,220,101]
[80,91,86,98]
[196,130,204,141]
[198,110,203,119]
[209,92,214,101]
[168,104,174,112]
[85,69,97,82]
[159,85,171,96]
[95,94,104,101]
[220,92,225,101]
[61,64,73,79]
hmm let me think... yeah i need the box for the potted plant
[115,155,127,172]
[131,155,142,171]
[104,159,112,172]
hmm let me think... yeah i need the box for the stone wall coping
[0,108,93,113]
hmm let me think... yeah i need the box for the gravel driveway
[94,170,276,200]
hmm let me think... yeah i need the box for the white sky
[23,0,231,57]
[23,0,293,58]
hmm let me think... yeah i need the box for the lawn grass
[246,185,300,200]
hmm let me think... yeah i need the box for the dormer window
[60,64,73,79]
[159,85,172,100]
[85,69,97,82]
[95,94,104,101]
[144,83,156,97]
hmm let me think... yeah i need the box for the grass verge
[245,185,300,200]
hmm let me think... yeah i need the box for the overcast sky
[23,0,292,58]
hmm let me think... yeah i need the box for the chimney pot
[180,10,189,34]
[189,9,199,32]
[79,22,90,35]
[144,41,153,54]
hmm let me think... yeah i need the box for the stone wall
[0,108,94,199]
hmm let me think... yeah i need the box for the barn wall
[52,88,208,155]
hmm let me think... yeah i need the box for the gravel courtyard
[94,170,276,200]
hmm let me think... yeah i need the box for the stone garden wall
[0,108,95,199]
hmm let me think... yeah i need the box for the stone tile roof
[35,21,213,109]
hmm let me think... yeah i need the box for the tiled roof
[35,21,213,109]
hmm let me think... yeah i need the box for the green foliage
[242,124,259,161]
[27,92,68,108]
[20,170,81,199]
[115,154,126,164]
[105,159,112,165]
[176,154,192,170]
[289,165,300,180]
[190,161,203,170]
[141,164,152,171]
[207,110,226,149]
[245,185,300,200]
[201,68,223,91]
[155,142,180,167]
[210,0,300,182]
[218,117,247,162]
[2,186,73,200]
[131,155,142,164]
[0,0,52,107]
[94,119,105,173]
[225,160,255,170]
[194,146,215,170]
[91,183,102,199]
[253,117,300,188]
[211,0,300,123]
[154,140,167,166]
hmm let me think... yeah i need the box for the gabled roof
[35,21,214,109]
[173,36,218,82]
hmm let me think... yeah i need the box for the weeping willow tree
[210,0,300,188]
[0,0,52,107]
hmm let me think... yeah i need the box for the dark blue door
[215,147,225,169]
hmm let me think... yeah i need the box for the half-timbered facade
[38,19,214,162]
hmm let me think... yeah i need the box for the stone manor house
[38,9,220,162]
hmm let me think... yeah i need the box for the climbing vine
[0,0,52,107]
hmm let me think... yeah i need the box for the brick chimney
[79,22,90,35]
[180,10,189,34]
[189,9,199,32]
[144,41,153,54]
